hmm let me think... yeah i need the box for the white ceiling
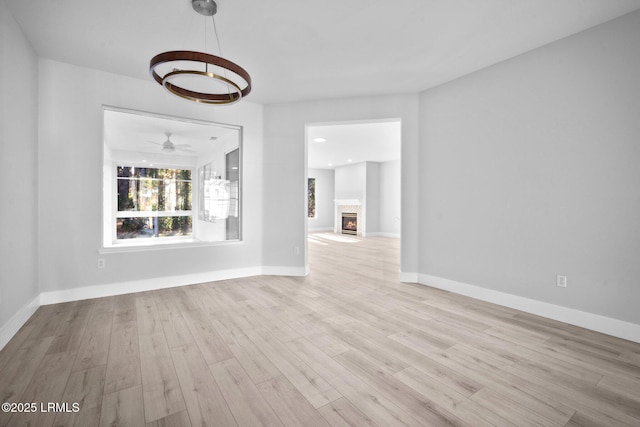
[308,121,401,170]
[6,0,640,105]
[104,109,239,159]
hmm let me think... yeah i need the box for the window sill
[99,238,243,254]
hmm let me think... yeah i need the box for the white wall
[335,162,366,201]
[37,59,264,295]
[365,162,380,234]
[0,0,40,342]
[307,168,334,231]
[418,10,640,325]
[263,94,419,274]
[380,159,401,237]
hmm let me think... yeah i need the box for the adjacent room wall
[307,168,335,232]
[335,162,366,201]
[263,94,419,274]
[380,159,401,237]
[0,0,40,345]
[365,162,380,234]
[418,10,640,325]
[37,59,264,299]
[333,161,389,236]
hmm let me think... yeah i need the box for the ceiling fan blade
[174,143,191,148]
[147,141,162,146]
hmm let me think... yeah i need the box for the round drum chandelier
[150,0,252,105]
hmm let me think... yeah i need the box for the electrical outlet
[556,275,567,288]
[97,258,106,269]
[294,246,300,255]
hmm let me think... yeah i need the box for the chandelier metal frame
[149,0,252,105]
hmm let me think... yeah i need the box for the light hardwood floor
[1,233,639,426]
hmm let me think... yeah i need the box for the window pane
[116,217,154,239]
[117,178,159,211]
[157,179,192,212]
[116,216,192,239]
[158,216,192,237]
[116,166,193,240]
[308,178,316,218]
[117,166,192,213]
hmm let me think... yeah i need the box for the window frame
[102,106,244,252]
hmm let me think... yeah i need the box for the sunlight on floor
[308,233,361,244]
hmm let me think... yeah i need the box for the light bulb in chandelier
[150,0,252,105]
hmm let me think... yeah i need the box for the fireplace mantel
[334,200,364,236]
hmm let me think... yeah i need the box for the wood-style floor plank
[1,233,639,426]
[170,342,237,427]
[334,348,466,426]
[103,320,141,395]
[0,336,54,426]
[244,327,342,409]
[46,299,94,355]
[99,385,145,427]
[136,295,186,423]
[257,375,331,427]
[317,397,378,427]
[72,303,113,372]
[53,364,106,427]
[209,358,284,427]
[285,337,425,427]
[6,350,77,427]
[210,316,282,384]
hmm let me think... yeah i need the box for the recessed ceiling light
[347,158,353,162]
[142,159,147,163]
[313,137,327,143]
[328,163,333,166]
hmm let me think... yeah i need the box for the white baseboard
[262,265,309,276]
[417,273,640,344]
[38,264,311,306]
[399,271,419,283]
[40,267,263,306]
[2,265,310,350]
[308,227,334,233]
[0,294,40,350]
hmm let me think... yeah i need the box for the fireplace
[341,213,357,235]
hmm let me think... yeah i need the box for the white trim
[39,265,312,306]
[262,265,309,276]
[0,295,40,351]
[40,267,262,306]
[417,274,640,344]
[2,264,311,348]
[308,227,334,233]
[99,239,243,254]
[399,271,419,283]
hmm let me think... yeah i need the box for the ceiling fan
[147,132,194,153]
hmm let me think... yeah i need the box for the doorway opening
[305,119,402,258]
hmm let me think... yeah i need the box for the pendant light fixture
[150,0,252,105]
